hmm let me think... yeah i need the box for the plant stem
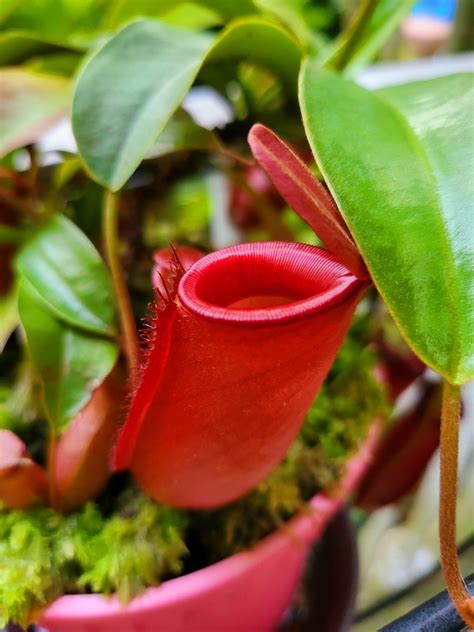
[214,143,255,167]
[439,379,474,627]
[332,0,378,70]
[103,190,139,375]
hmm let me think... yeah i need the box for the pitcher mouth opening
[178,242,362,325]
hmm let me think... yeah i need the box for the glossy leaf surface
[18,280,118,430]
[72,17,302,190]
[300,67,474,384]
[16,215,116,336]
[72,20,213,191]
[0,68,70,157]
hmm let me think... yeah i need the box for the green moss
[77,495,187,602]
[0,499,187,626]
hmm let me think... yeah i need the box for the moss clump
[191,331,388,561]
[0,498,187,627]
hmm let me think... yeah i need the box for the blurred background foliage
[0,0,473,629]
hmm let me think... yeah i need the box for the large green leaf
[18,280,118,430]
[0,69,70,157]
[16,215,116,337]
[325,0,415,74]
[72,20,214,191]
[72,17,302,190]
[300,66,474,385]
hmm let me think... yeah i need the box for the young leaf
[300,67,474,385]
[248,124,367,278]
[0,68,70,157]
[18,280,118,429]
[16,214,116,336]
[72,20,214,191]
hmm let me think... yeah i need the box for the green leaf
[103,0,175,28]
[72,20,214,191]
[0,31,84,65]
[206,17,302,93]
[253,0,326,52]
[16,215,116,337]
[0,0,20,24]
[0,225,26,245]
[159,3,222,30]
[325,0,415,74]
[104,0,254,28]
[200,0,256,18]
[300,67,474,385]
[72,17,302,190]
[18,280,118,430]
[0,69,70,158]
[105,0,222,30]
[26,52,82,77]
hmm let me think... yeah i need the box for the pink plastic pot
[40,424,380,632]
